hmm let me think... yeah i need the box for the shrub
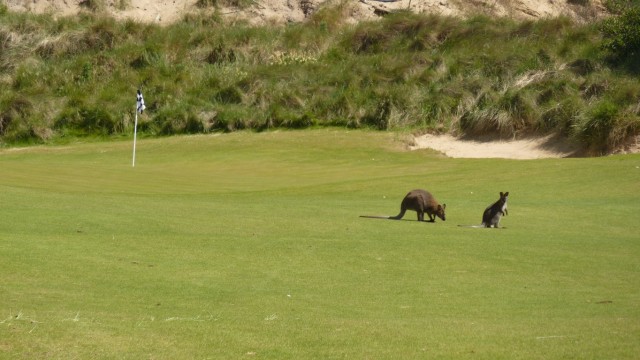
[604,0,639,15]
[600,6,640,59]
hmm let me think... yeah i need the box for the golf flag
[133,89,145,167]
[136,89,146,113]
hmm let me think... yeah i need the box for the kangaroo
[482,191,508,227]
[361,189,446,222]
[459,192,509,228]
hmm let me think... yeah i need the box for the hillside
[4,0,608,25]
[2,0,639,155]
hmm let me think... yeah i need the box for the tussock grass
[0,4,639,153]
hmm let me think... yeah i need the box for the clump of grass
[153,107,206,135]
[79,0,106,12]
[572,75,640,153]
[54,100,118,136]
[195,0,255,9]
[115,0,130,11]
[0,94,31,136]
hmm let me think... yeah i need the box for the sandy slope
[410,133,640,158]
[4,0,607,25]
[410,134,581,159]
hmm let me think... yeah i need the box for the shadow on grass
[359,215,437,222]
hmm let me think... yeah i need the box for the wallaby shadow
[457,224,509,229]
[359,215,434,223]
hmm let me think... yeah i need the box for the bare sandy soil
[410,133,580,159]
[410,133,640,159]
[4,0,607,25]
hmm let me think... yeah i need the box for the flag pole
[132,104,138,167]
[133,88,145,167]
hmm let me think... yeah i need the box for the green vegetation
[1,130,639,358]
[601,0,640,60]
[0,2,638,154]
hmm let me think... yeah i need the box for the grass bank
[1,130,639,358]
[0,3,639,153]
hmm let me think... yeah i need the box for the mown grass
[1,130,639,358]
[0,2,638,154]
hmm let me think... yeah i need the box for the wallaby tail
[388,208,405,220]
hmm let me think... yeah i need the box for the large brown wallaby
[459,191,509,228]
[361,189,446,222]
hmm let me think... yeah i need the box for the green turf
[1,130,639,359]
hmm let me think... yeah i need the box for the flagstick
[132,106,138,167]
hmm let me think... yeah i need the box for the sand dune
[4,0,607,25]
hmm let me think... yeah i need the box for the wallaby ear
[504,192,509,196]
[500,192,504,197]
[442,204,446,210]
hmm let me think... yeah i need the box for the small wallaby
[361,189,446,222]
[483,191,508,227]
[459,192,509,228]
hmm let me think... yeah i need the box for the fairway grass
[1,130,639,359]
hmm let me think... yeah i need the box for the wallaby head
[500,192,509,202]
[436,204,446,221]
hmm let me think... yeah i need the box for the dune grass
[1,130,639,358]
[1,3,639,153]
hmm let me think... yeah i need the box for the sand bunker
[410,134,581,159]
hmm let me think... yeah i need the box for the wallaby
[459,192,509,228]
[361,189,446,222]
